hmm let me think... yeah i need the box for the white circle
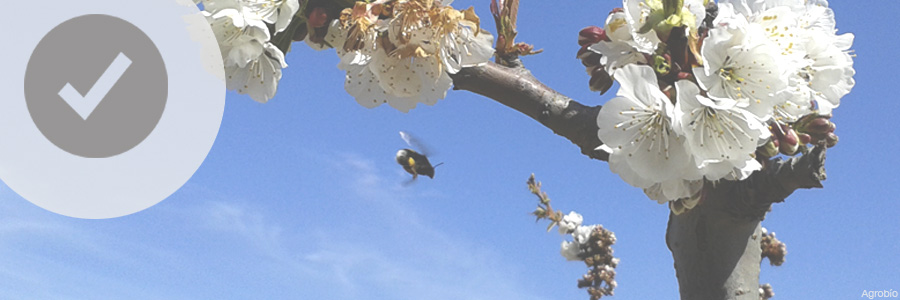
[0,0,225,218]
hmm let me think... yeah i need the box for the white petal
[560,241,581,261]
[225,43,286,103]
[458,30,495,68]
[644,179,703,203]
[589,41,647,75]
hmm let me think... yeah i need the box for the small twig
[527,174,618,299]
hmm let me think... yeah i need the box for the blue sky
[1,0,898,299]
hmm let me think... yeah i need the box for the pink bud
[579,26,607,47]
[308,7,328,28]
[799,133,811,145]
[805,117,835,134]
[778,126,800,155]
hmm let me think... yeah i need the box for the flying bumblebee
[396,131,443,181]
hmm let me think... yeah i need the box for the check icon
[58,52,132,120]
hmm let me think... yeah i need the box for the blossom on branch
[201,0,298,103]
[597,64,698,199]
[586,0,854,207]
[335,0,495,112]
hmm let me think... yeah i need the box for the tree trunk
[667,198,763,299]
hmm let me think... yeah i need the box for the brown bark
[667,144,827,299]
[450,62,608,161]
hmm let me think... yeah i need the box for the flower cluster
[200,0,298,103]
[528,175,619,300]
[557,212,619,300]
[321,0,495,112]
[760,227,787,266]
[584,0,854,204]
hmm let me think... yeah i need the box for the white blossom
[622,0,663,54]
[243,0,300,33]
[574,225,596,244]
[800,31,854,114]
[560,241,581,261]
[694,19,786,120]
[225,43,287,103]
[337,1,494,112]
[560,224,596,261]
[674,80,769,181]
[203,2,271,68]
[597,64,695,192]
[202,0,298,103]
[558,211,584,234]
[716,0,854,117]
[589,41,646,76]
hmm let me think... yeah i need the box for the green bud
[654,54,672,75]
[760,139,779,157]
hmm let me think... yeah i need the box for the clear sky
[1,1,898,299]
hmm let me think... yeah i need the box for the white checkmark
[58,52,132,120]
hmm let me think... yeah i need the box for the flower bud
[580,54,603,73]
[798,133,811,145]
[653,54,672,75]
[579,26,607,47]
[778,127,800,155]
[804,117,836,134]
[825,132,839,148]
[676,72,693,81]
[308,7,329,28]
[577,44,594,61]
[589,67,614,94]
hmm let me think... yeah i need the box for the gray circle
[24,14,167,158]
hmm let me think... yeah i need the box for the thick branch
[712,142,829,219]
[451,62,608,161]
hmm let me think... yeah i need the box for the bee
[396,131,443,181]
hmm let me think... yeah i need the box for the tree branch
[710,142,829,219]
[450,62,608,161]
[452,62,832,300]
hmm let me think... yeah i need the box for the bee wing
[399,131,433,156]
[402,177,418,187]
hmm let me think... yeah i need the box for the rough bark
[451,62,830,299]
[450,62,608,161]
[667,143,827,300]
